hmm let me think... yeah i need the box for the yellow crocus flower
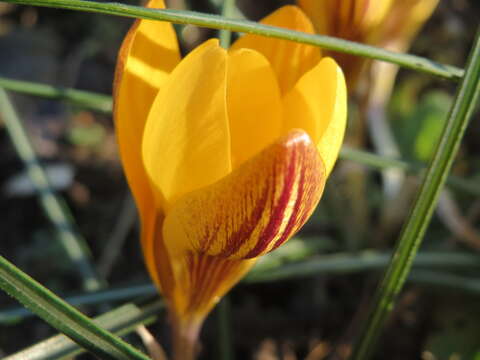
[298,0,439,88]
[114,0,346,356]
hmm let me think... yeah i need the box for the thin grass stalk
[0,254,151,360]
[216,298,234,360]
[0,0,462,80]
[349,27,480,360]
[1,77,479,197]
[4,301,162,360]
[0,76,112,113]
[219,0,235,48]
[2,251,479,323]
[0,87,105,292]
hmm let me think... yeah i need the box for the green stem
[0,87,105,292]
[217,298,234,360]
[340,147,480,196]
[1,76,479,197]
[349,27,480,360]
[0,255,150,360]
[0,76,112,113]
[171,315,203,360]
[2,251,480,322]
[5,301,162,360]
[0,0,462,80]
[219,0,235,48]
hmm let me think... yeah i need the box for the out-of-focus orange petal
[230,5,321,95]
[283,57,346,176]
[113,0,180,285]
[298,0,394,38]
[163,129,325,263]
[142,39,231,209]
[226,48,283,168]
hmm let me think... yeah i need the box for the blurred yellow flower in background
[114,1,346,358]
[298,0,440,89]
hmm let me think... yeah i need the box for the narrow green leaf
[350,28,480,360]
[1,0,462,80]
[219,0,235,48]
[340,147,480,196]
[246,251,480,283]
[216,298,234,360]
[0,76,112,113]
[0,284,157,323]
[0,255,150,360]
[0,87,105,291]
[5,301,163,360]
[410,271,480,296]
[1,77,479,197]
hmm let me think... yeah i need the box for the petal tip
[283,128,314,148]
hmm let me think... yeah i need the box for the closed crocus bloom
[114,1,346,358]
[298,0,439,89]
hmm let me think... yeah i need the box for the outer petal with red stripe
[162,130,325,317]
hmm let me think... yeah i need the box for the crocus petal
[142,39,231,209]
[298,0,393,37]
[168,254,256,319]
[113,0,180,284]
[230,5,321,95]
[283,57,346,176]
[163,129,325,263]
[379,0,439,52]
[227,48,283,168]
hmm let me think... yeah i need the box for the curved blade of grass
[0,87,105,292]
[5,301,163,360]
[349,27,480,360]
[410,270,480,295]
[0,283,157,323]
[0,76,112,113]
[1,0,462,81]
[2,250,480,322]
[0,255,150,360]
[219,0,235,48]
[340,147,480,196]
[1,77,479,196]
[246,251,480,283]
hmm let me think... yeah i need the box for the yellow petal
[283,57,346,176]
[163,129,325,262]
[142,39,231,209]
[230,5,321,95]
[378,0,439,52]
[298,0,394,38]
[168,254,256,320]
[227,48,283,168]
[113,0,180,283]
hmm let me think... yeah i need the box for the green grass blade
[0,87,105,292]
[340,147,480,196]
[216,298,234,360]
[0,76,112,113]
[2,250,479,322]
[0,283,157,323]
[3,76,479,196]
[219,0,235,48]
[2,252,477,321]
[246,251,480,283]
[349,28,480,360]
[0,0,462,80]
[5,301,163,360]
[2,77,479,196]
[409,271,480,296]
[0,255,151,360]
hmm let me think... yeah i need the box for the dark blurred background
[0,0,479,359]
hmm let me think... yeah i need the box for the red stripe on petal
[163,130,326,265]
